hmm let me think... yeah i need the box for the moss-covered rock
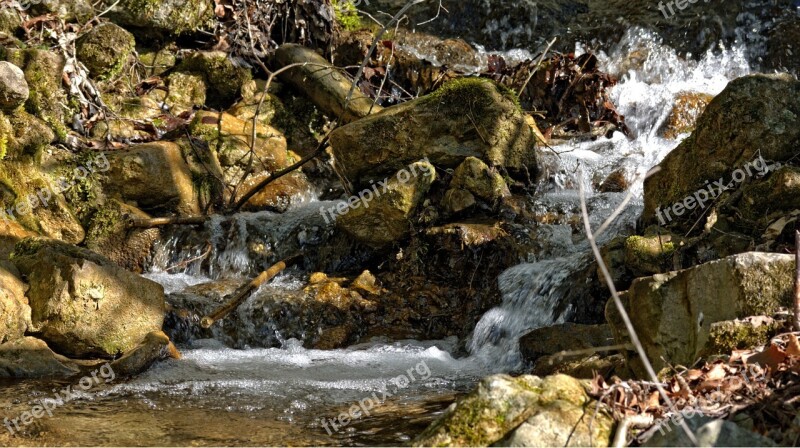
[0,262,30,344]
[76,23,136,80]
[102,0,215,36]
[0,336,81,378]
[450,156,511,203]
[85,200,160,273]
[7,49,68,141]
[0,8,22,35]
[178,51,251,109]
[28,0,94,23]
[607,252,795,377]
[702,316,785,357]
[0,109,55,160]
[335,160,436,248]
[624,234,677,277]
[0,61,28,112]
[330,77,537,186]
[643,74,800,228]
[99,142,200,215]
[188,110,293,192]
[11,237,165,358]
[413,374,614,447]
[0,160,85,244]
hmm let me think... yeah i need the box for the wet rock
[237,170,315,213]
[178,52,251,109]
[101,142,200,215]
[738,165,800,224]
[414,374,614,447]
[102,0,215,36]
[659,91,713,139]
[643,416,776,447]
[274,44,379,123]
[607,252,794,376]
[596,169,629,193]
[109,330,171,377]
[450,156,511,203]
[765,18,800,75]
[0,262,29,344]
[0,161,85,244]
[12,237,166,359]
[442,188,476,214]
[85,200,160,273]
[0,61,28,112]
[76,23,136,80]
[0,336,81,378]
[532,353,631,380]
[350,270,383,296]
[520,323,613,365]
[336,160,435,247]
[330,78,537,185]
[642,74,800,227]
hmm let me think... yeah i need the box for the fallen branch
[577,165,698,446]
[200,254,303,328]
[128,216,208,228]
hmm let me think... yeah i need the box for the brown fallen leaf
[785,334,800,357]
[706,363,727,381]
[745,343,787,371]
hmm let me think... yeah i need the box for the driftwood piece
[200,254,303,328]
[129,216,208,228]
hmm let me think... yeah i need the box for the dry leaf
[745,343,786,370]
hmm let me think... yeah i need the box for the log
[129,216,208,228]
[200,254,303,328]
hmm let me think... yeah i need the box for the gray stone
[0,61,28,112]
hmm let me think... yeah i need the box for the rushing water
[1,27,760,446]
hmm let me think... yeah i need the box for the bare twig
[200,254,303,328]
[518,37,557,98]
[578,166,698,446]
[794,225,800,331]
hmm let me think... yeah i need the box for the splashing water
[468,28,753,370]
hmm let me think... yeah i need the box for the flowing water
[1,26,759,447]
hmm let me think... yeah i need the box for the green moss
[179,52,252,109]
[427,77,522,113]
[332,0,363,31]
[704,319,781,356]
[76,23,136,80]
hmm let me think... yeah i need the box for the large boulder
[330,78,537,185]
[607,252,794,376]
[413,374,614,447]
[0,61,29,112]
[274,44,380,123]
[100,142,201,215]
[335,160,436,247]
[0,262,29,344]
[642,74,800,227]
[76,23,136,80]
[0,336,82,378]
[11,238,166,359]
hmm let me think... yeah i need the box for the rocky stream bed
[0,0,799,446]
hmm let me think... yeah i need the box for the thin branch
[578,166,698,446]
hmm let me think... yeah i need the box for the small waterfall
[469,28,754,369]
